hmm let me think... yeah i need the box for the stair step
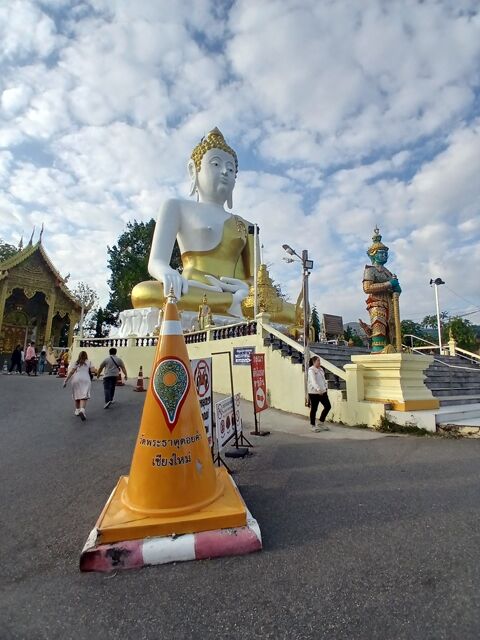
[438,395,480,406]
[435,403,480,423]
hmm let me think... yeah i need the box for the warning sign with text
[214,394,242,451]
[190,357,213,445]
[251,353,268,413]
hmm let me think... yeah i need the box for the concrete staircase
[264,333,480,429]
[309,343,368,389]
[424,355,480,427]
[262,334,369,387]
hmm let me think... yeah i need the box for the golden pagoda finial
[191,127,238,175]
[166,285,177,304]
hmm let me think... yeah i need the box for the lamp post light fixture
[429,277,445,354]
[282,244,314,405]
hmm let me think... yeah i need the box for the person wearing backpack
[96,347,128,409]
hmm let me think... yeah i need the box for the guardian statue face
[372,249,388,265]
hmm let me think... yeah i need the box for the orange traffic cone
[116,372,124,386]
[134,365,146,392]
[57,360,66,378]
[92,289,247,544]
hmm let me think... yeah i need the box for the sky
[1,0,479,327]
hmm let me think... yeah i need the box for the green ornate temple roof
[0,241,81,309]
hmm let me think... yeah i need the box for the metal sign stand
[212,351,251,460]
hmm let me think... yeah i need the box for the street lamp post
[430,277,445,354]
[282,244,314,405]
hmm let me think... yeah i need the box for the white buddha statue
[131,128,298,325]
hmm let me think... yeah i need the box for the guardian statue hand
[390,278,402,294]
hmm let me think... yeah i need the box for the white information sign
[214,394,242,452]
[190,357,213,446]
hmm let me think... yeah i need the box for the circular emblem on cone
[152,357,190,430]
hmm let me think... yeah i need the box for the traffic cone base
[94,467,246,545]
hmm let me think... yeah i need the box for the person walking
[37,350,47,374]
[8,345,22,374]
[63,350,95,421]
[307,356,331,432]
[25,341,37,376]
[96,347,128,409]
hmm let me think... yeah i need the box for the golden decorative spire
[242,264,283,315]
[27,226,36,246]
[367,226,389,257]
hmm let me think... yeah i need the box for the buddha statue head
[188,128,238,209]
[367,227,389,265]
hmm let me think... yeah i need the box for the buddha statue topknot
[131,128,299,326]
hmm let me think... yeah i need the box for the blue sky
[1,0,479,325]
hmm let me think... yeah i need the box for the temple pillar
[0,277,9,338]
[44,290,57,344]
[68,314,78,347]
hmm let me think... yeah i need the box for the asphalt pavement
[1,373,480,640]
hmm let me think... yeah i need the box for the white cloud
[0,0,59,62]
[0,0,478,330]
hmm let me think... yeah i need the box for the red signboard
[251,353,268,413]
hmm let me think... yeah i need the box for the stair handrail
[402,334,442,350]
[262,321,346,380]
[403,334,480,368]
[453,346,480,366]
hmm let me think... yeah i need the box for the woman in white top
[307,356,331,432]
[63,351,96,421]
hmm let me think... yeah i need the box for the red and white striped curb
[80,479,262,572]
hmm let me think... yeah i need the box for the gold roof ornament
[191,127,238,176]
[367,226,389,258]
[242,264,283,315]
[27,226,36,246]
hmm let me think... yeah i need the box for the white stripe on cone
[160,320,183,335]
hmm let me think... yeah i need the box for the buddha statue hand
[155,267,189,300]
[203,275,249,317]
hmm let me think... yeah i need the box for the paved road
[1,374,480,639]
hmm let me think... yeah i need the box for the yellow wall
[71,332,437,431]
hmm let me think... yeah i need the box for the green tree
[106,220,182,313]
[401,320,425,347]
[310,305,321,341]
[343,325,364,347]
[90,307,118,338]
[0,239,18,262]
[422,312,449,329]
[445,316,477,351]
